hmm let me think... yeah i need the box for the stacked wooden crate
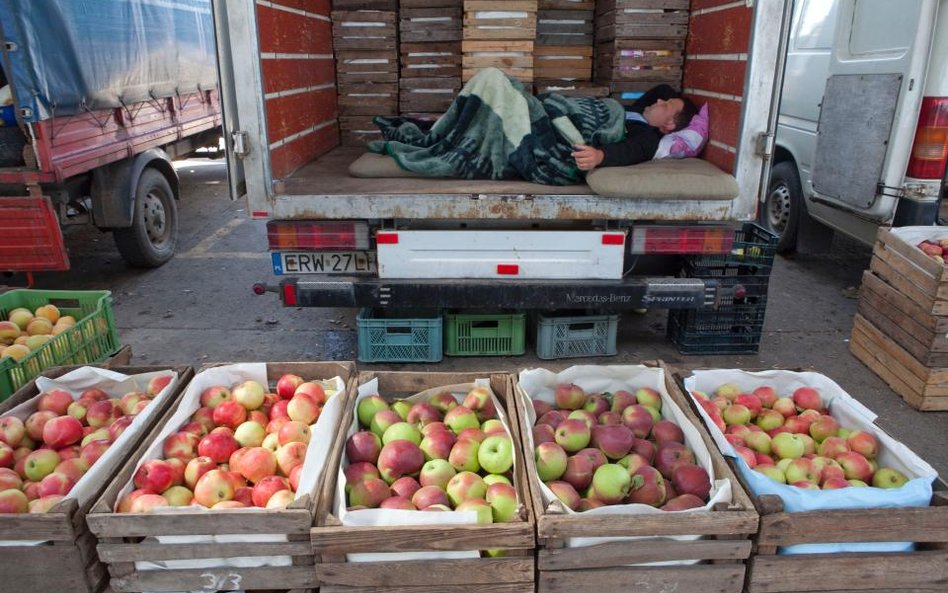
[594,0,688,106]
[399,0,463,118]
[462,0,538,85]
[332,1,400,145]
[534,0,601,96]
[850,227,948,411]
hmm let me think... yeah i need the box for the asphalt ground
[24,156,948,479]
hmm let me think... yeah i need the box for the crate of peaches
[312,370,535,593]
[0,365,188,593]
[516,363,758,593]
[679,368,947,593]
[85,361,354,593]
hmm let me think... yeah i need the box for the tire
[113,168,178,268]
[760,161,802,254]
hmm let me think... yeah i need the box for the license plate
[272,251,377,275]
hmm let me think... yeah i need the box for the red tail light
[906,97,948,179]
[281,282,297,306]
[630,226,735,254]
[266,221,369,250]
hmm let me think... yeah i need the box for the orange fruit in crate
[34,305,61,324]
[7,309,33,331]
[25,318,53,336]
[1,344,30,362]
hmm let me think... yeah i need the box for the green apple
[390,399,412,421]
[357,395,390,428]
[382,422,422,446]
[871,467,909,489]
[771,432,806,460]
[478,434,513,475]
[590,463,631,504]
[485,481,518,522]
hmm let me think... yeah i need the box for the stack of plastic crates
[668,223,778,354]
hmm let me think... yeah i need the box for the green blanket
[368,68,627,186]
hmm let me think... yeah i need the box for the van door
[808,0,938,229]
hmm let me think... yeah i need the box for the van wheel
[760,161,801,254]
[113,169,178,268]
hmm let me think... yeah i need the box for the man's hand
[571,144,604,171]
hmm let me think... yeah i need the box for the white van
[762,0,948,253]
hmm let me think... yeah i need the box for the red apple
[199,385,231,409]
[38,390,74,416]
[133,459,176,493]
[193,469,235,507]
[276,374,305,400]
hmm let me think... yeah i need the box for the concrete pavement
[27,156,948,478]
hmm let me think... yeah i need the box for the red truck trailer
[0,0,222,279]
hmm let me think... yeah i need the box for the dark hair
[674,97,699,131]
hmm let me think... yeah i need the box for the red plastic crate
[0,196,70,271]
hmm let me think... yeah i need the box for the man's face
[644,98,685,133]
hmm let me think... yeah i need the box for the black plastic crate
[705,274,770,308]
[687,222,778,278]
[667,301,767,354]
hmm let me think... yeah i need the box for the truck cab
[762,0,948,253]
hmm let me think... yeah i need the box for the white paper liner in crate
[335,377,521,562]
[683,368,938,554]
[0,366,180,546]
[110,362,345,571]
[888,225,948,248]
[518,365,732,563]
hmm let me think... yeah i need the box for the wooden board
[520,362,758,593]
[536,10,594,46]
[399,76,462,113]
[311,371,536,592]
[534,45,593,80]
[540,0,593,9]
[595,38,684,84]
[463,0,538,40]
[331,10,398,51]
[334,0,398,9]
[400,42,463,78]
[875,227,948,283]
[400,6,462,42]
[534,80,609,97]
[857,273,948,363]
[850,314,948,411]
[339,116,383,147]
[85,362,356,593]
[462,40,534,82]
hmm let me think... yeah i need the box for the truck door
[809,0,938,227]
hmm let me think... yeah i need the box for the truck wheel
[760,161,801,254]
[113,168,178,268]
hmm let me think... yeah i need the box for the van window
[849,0,918,56]
[795,0,837,50]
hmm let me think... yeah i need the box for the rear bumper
[271,276,713,309]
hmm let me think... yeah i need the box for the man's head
[643,96,698,134]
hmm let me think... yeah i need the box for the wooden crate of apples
[312,370,535,593]
[85,361,354,593]
[679,367,947,593]
[850,226,948,411]
[516,363,758,593]
[0,365,190,593]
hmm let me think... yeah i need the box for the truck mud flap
[276,277,711,309]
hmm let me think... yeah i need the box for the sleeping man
[370,67,699,185]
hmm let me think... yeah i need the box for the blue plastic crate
[535,310,618,359]
[356,308,442,363]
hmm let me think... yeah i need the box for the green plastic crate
[536,311,619,359]
[444,311,526,356]
[356,308,443,363]
[0,289,120,400]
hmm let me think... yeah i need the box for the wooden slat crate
[462,40,535,82]
[850,313,948,411]
[741,468,948,593]
[595,38,684,84]
[312,370,536,593]
[536,9,594,46]
[331,10,398,51]
[401,42,463,78]
[518,363,759,593]
[337,81,399,116]
[334,0,398,9]
[594,0,690,42]
[869,227,948,315]
[400,76,463,114]
[400,6,463,43]
[463,0,538,40]
[0,365,193,593]
[534,45,593,81]
[608,79,681,109]
[85,362,355,593]
[400,0,462,6]
[535,80,610,97]
[335,49,399,85]
[339,116,383,146]
[540,0,594,9]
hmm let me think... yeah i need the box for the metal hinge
[231,131,249,158]
[756,132,775,159]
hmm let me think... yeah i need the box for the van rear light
[630,226,734,254]
[906,97,948,179]
[281,282,297,306]
[266,221,369,250]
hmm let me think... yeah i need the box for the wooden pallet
[869,227,948,315]
[595,38,684,84]
[850,313,948,411]
[0,365,193,593]
[400,6,463,43]
[536,9,594,46]
[312,370,536,593]
[331,10,398,51]
[521,362,759,593]
[86,362,356,593]
[399,76,463,113]
[400,42,463,78]
[534,45,593,80]
[742,468,948,593]
[463,0,538,40]
[462,40,535,82]
[594,0,690,42]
